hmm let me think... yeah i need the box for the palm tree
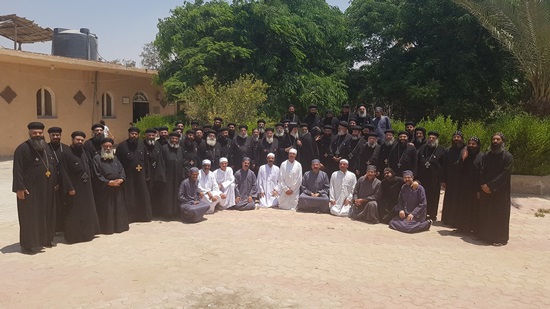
[453,0,550,115]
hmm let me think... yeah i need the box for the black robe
[182,139,199,168]
[441,145,464,227]
[232,136,253,167]
[83,137,102,161]
[347,137,366,176]
[49,142,71,233]
[154,145,190,217]
[218,137,233,165]
[323,116,340,133]
[303,113,322,130]
[378,176,404,224]
[359,143,380,176]
[388,142,417,176]
[478,150,513,244]
[257,138,278,166]
[416,144,445,221]
[456,150,484,234]
[60,146,100,243]
[92,155,129,234]
[328,133,352,175]
[316,134,333,174]
[298,132,319,172]
[12,141,58,249]
[278,134,299,165]
[376,142,394,179]
[116,139,153,223]
[198,142,222,170]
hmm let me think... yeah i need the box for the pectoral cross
[136,164,143,172]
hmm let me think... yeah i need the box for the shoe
[21,247,33,254]
[44,242,57,248]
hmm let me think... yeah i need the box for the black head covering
[101,138,114,144]
[71,131,86,139]
[145,128,157,134]
[27,122,45,130]
[157,126,169,132]
[168,132,180,137]
[128,127,140,133]
[47,127,62,134]
[91,123,104,131]
[427,131,439,137]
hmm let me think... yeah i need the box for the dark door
[133,102,149,123]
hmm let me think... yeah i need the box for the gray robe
[351,176,381,223]
[389,184,431,233]
[297,170,330,213]
[178,178,210,223]
[233,169,257,211]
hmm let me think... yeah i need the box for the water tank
[51,28,98,60]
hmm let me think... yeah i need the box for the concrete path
[1,160,549,308]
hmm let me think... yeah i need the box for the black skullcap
[323,125,334,130]
[168,132,180,137]
[186,129,196,135]
[214,117,223,122]
[172,127,182,132]
[227,122,236,127]
[175,120,184,126]
[427,131,439,137]
[493,132,506,142]
[206,129,217,136]
[300,123,308,128]
[288,122,298,130]
[384,129,395,134]
[338,121,349,128]
[191,121,199,125]
[203,124,212,129]
[351,125,362,131]
[71,131,86,139]
[128,127,140,133]
[348,116,357,122]
[415,127,426,134]
[405,121,415,126]
[398,131,409,136]
[194,127,204,132]
[47,127,62,134]
[453,130,464,138]
[282,119,290,123]
[265,127,274,132]
[384,167,395,174]
[275,122,284,127]
[91,123,104,131]
[358,103,367,108]
[239,124,248,130]
[308,104,318,109]
[325,110,333,114]
[363,124,375,131]
[145,128,157,134]
[367,132,378,138]
[257,119,266,124]
[158,126,169,132]
[342,104,350,108]
[101,137,114,144]
[218,127,228,132]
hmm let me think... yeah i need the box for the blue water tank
[51,28,98,60]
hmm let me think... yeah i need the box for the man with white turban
[277,148,302,210]
[213,157,235,209]
[257,153,280,208]
[198,159,223,214]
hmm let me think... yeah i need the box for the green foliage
[177,74,270,125]
[134,114,179,138]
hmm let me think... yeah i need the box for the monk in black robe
[60,131,100,243]
[376,130,395,180]
[387,131,417,176]
[178,168,211,223]
[278,124,300,165]
[83,123,105,160]
[217,128,233,165]
[456,137,484,235]
[258,128,278,166]
[441,131,465,227]
[92,138,129,234]
[298,124,319,172]
[358,133,380,176]
[378,168,404,224]
[302,105,322,129]
[144,128,161,196]
[47,126,71,234]
[328,122,352,175]
[478,133,513,246]
[154,133,190,218]
[416,131,445,221]
[182,129,199,168]
[13,122,58,253]
[232,125,253,168]
[347,126,366,176]
[115,127,152,223]
[316,125,334,174]
[199,130,223,170]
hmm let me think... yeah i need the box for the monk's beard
[252,136,259,142]
[416,138,424,144]
[291,132,299,139]
[29,136,47,152]
[72,144,83,154]
[266,137,274,144]
[206,137,216,147]
[337,130,346,136]
[427,139,439,148]
[239,133,248,139]
[467,146,480,156]
[101,149,115,160]
[184,139,194,148]
[258,128,265,134]
[490,143,505,154]
[128,137,138,145]
[358,111,367,118]
[367,141,376,148]
[351,135,360,140]
[93,134,103,143]
[275,130,284,137]
[453,140,464,149]
[169,142,179,149]
[385,138,394,146]
[146,139,155,146]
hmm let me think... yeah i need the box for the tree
[108,58,136,68]
[346,0,526,122]
[140,42,160,70]
[453,0,550,116]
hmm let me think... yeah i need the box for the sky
[1,0,350,67]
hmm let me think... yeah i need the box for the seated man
[389,170,431,233]
[329,159,357,217]
[232,157,258,211]
[198,159,223,214]
[213,157,235,210]
[378,168,404,224]
[178,167,211,223]
[257,153,280,208]
[351,165,382,223]
[297,159,330,213]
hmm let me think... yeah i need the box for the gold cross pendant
[45,170,51,178]
[136,164,143,172]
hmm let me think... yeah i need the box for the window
[102,92,115,117]
[36,87,55,117]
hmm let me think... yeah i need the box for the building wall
[0,61,174,157]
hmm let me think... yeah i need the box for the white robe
[257,164,280,207]
[198,169,223,214]
[277,160,302,210]
[214,167,236,209]
[329,170,357,217]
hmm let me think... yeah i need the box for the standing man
[214,157,235,210]
[257,119,266,139]
[218,127,233,164]
[323,110,340,133]
[60,131,100,244]
[115,127,152,223]
[355,104,372,127]
[257,153,280,208]
[232,157,258,211]
[478,133,513,246]
[316,125,334,174]
[297,159,330,213]
[404,121,416,143]
[372,107,392,142]
[389,170,431,233]
[232,125,253,168]
[198,159,223,214]
[329,159,357,217]
[182,129,199,168]
[144,128,161,200]
[376,130,395,178]
[278,149,302,210]
[416,131,445,222]
[351,165,382,223]
[199,130,222,170]
[282,104,301,124]
[441,131,465,227]
[347,125,366,176]
[298,123,319,172]
[388,131,417,176]
[83,123,105,159]
[91,138,129,234]
[328,121,352,176]
[303,105,322,129]
[258,128,278,167]
[178,168,211,223]
[413,127,426,150]
[47,126,70,234]
[13,122,58,253]
[358,133,380,176]
[278,123,300,164]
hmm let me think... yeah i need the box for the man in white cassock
[330,159,357,217]
[198,159,223,214]
[257,153,280,208]
[277,148,302,210]
[213,157,235,209]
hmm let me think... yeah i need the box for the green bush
[134,114,179,138]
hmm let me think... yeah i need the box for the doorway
[132,91,149,123]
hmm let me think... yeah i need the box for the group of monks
[13,104,513,254]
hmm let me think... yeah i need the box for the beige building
[0,48,174,158]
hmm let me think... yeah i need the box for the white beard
[169,142,179,149]
[206,138,216,146]
[101,149,115,160]
[275,131,284,137]
[358,111,367,118]
[240,133,248,138]
[292,132,299,139]
[385,138,395,146]
[427,139,439,148]
[252,136,259,142]
[351,135,360,140]
[337,130,346,136]
[146,139,155,146]
[368,142,376,148]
